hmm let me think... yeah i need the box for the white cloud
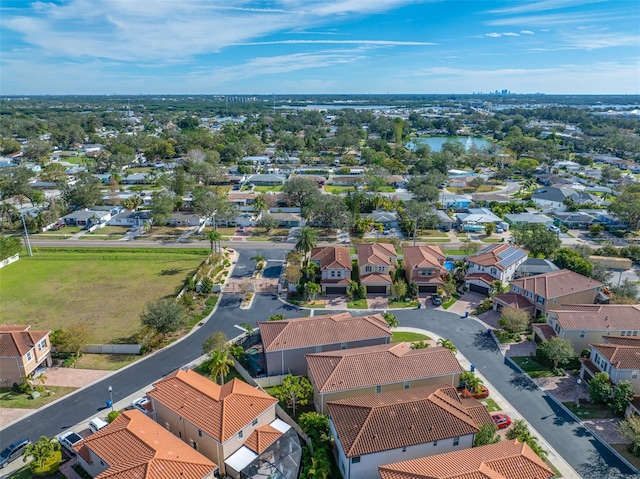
[486,33,502,38]
[485,32,520,38]
[486,0,605,15]
[487,10,628,27]
[235,40,434,46]
[503,32,520,36]
[520,30,535,35]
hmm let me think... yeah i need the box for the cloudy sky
[1,0,639,95]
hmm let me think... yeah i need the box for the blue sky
[1,0,639,95]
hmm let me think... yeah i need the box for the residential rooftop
[510,269,603,299]
[551,304,640,331]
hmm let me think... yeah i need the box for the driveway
[367,295,389,309]
[325,296,348,310]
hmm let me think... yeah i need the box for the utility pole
[20,213,33,257]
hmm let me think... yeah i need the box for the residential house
[0,325,52,386]
[533,304,640,352]
[377,440,553,479]
[327,385,492,479]
[552,211,597,230]
[357,243,398,294]
[74,410,218,479]
[269,212,306,228]
[147,370,277,477]
[385,175,408,188]
[310,246,353,294]
[402,245,446,293]
[227,193,256,207]
[242,156,271,165]
[258,312,391,376]
[61,209,111,227]
[514,258,559,279]
[306,342,463,414]
[580,336,640,393]
[531,187,600,211]
[121,172,153,185]
[464,244,529,296]
[455,208,502,226]
[108,210,152,227]
[363,210,399,229]
[290,174,325,186]
[504,212,554,228]
[236,212,261,227]
[330,176,365,187]
[493,269,604,318]
[440,194,471,209]
[433,210,454,232]
[246,174,286,186]
[167,212,202,227]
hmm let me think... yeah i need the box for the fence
[83,344,142,355]
[254,375,287,388]
[235,330,262,350]
[0,254,19,270]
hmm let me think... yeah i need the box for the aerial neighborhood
[1,94,640,479]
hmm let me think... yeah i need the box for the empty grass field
[0,248,208,344]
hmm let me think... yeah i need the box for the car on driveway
[431,294,443,306]
[460,385,489,399]
[58,431,83,454]
[0,438,31,468]
[131,397,151,414]
[492,413,511,429]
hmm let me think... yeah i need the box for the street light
[108,385,114,412]
[574,378,582,407]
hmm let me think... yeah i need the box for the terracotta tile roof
[604,336,640,346]
[509,269,602,299]
[258,313,391,352]
[592,343,640,370]
[0,325,49,357]
[467,244,529,271]
[148,371,276,442]
[74,410,217,479]
[551,305,640,331]
[360,272,393,284]
[465,273,498,286]
[310,246,352,270]
[492,293,534,310]
[403,245,445,270]
[581,358,600,376]
[378,440,553,479]
[357,243,397,267]
[243,425,282,454]
[326,385,481,457]
[459,397,494,427]
[307,343,463,393]
[534,324,557,341]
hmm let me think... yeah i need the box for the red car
[492,413,512,429]
[460,386,489,399]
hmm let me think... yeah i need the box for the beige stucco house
[402,245,446,294]
[0,324,52,386]
[580,336,640,393]
[357,243,398,294]
[310,246,353,294]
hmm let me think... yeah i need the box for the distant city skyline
[1,0,639,96]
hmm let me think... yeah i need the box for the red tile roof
[259,313,391,352]
[310,246,352,270]
[378,440,553,479]
[327,385,482,457]
[357,243,397,267]
[534,324,557,341]
[243,425,282,454]
[509,269,602,299]
[551,304,640,331]
[0,325,49,357]
[466,272,498,286]
[307,343,463,393]
[360,272,393,284]
[492,293,534,310]
[74,410,217,479]
[591,343,640,370]
[403,245,445,270]
[604,336,640,346]
[148,371,276,442]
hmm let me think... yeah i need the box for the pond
[407,136,495,152]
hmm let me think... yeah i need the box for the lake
[407,136,494,152]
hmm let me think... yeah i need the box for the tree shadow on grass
[159,268,181,276]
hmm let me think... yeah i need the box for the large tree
[140,298,187,335]
[308,195,352,230]
[282,176,320,207]
[553,248,594,277]
[294,226,318,265]
[150,190,175,228]
[273,374,313,417]
[608,184,640,231]
[0,236,22,260]
[535,337,575,369]
[407,174,444,204]
[510,223,561,258]
[498,307,530,334]
[617,416,640,455]
[208,348,234,385]
[63,172,102,209]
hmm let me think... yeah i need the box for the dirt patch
[42,367,111,388]
[533,375,589,403]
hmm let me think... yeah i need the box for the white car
[58,431,83,454]
[131,397,151,414]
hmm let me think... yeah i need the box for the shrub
[107,410,121,423]
[580,348,591,358]
[30,450,62,476]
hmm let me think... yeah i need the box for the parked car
[0,438,31,468]
[52,222,66,230]
[491,413,512,429]
[131,397,151,414]
[547,225,560,234]
[88,417,108,434]
[495,225,503,233]
[460,385,489,399]
[431,294,443,306]
[58,431,83,454]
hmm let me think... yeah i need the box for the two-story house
[147,370,278,477]
[377,440,553,479]
[492,269,604,318]
[464,244,529,296]
[258,312,391,376]
[402,245,446,294]
[310,246,353,295]
[0,325,52,385]
[357,243,398,294]
[74,410,218,479]
[533,304,640,353]
[306,342,463,414]
[328,385,492,479]
[580,336,640,393]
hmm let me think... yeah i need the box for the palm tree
[23,436,60,470]
[461,372,484,394]
[207,230,222,254]
[251,253,266,271]
[295,226,318,266]
[254,195,267,214]
[382,312,399,329]
[453,260,468,282]
[208,349,234,385]
[347,280,359,300]
[437,338,458,354]
[301,261,319,280]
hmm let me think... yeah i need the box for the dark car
[431,294,443,306]
[492,413,512,429]
[0,438,31,468]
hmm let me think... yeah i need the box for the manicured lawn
[392,331,431,343]
[481,238,503,243]
[0,248,207,344]
[564,401,618,419]
[347,298,368,309]
[86,226,130,235]
[418,229,447,237]
[389,300,419,309]
[325,185,359,194]
[368,186,395,192]
[75,354,140,371]
[443,249,466,255]
[442,296,458,309]
[254,185,283,193]
[0,386,77,408]
[38,226,84,235]
[479,398,501,412]
[511,356,582,377]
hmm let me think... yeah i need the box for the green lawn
[75,354,140,370]
[253,185,283,193]
[8,465,66,479]
[443,249,466,255]
[368,186,396,193]
[389,300,419,309]
[563,401,618,419]
[442,296,458,309]
[0,386,77,408]
[0,248,207,344]
[481,238,503,243]
[422,238,451,242]
[479,398,501,412]
[511,356,581,377]
[325,185,359,194]
[300,300,326,308]
[418,229,447,237]
[86,226,130,235]
[347,298,368,309]
[392,331,431,343]
[38,226,84,235]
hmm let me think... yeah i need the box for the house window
[453,437,460,446]
[537,296,545,305]
[490,268,497,275]
[336,271,341,278]
[433,441,438,446]
[238,430,243,440]
[315,345,322,353]
[198,429,202,437]
[330,271,336,278]
[341,342,347,350]
[26,351,32,362]
[38,339,47,351]
[365,266,372,273]
[191,440,198,451]
[378,266,385,273]
[351,456,361,464]
[404,380,410,390]
[375,385,382,394]
[580,331,586,338]
[633,371,639,379]
[634,331,638,337]
[252,419,258,427]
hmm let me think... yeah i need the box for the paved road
[2,248,635,478]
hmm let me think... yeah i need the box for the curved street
[1,248,636,478]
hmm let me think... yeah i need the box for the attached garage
[325,286,347,295]
[366,285,387,294]
[418,284,437,293]
[468,283,490,295]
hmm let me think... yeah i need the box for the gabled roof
[467,244,528,271]
[74,410,217,479]
[551,304,640,331]
[360,273,393,284]
[591,343,640,370]
[357,243,397,267]
[307,343,463,393]
[378,440,553,479]
[492,293,535,310]
[327,385,481,457]
[258,313,391,352]
[466,273,499,286]
[604,336,640,346]
[0,325,49,357]
[403,245,445,270]
[310,246,352,270]
[509,269,602,299]
[148,371,276,443]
